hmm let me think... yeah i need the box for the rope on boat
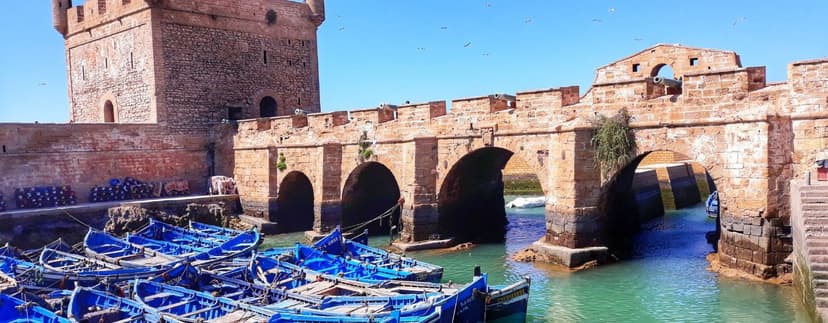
[341,204,400,235]
[61,210,95,230]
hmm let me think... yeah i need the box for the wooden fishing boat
[0,292,71,323]
[134,219,228,248]
[312,227,444,283]
[189,221,242,238]
[68,286,158,322]
[85,228,260,268]
[258,245,417,283]
[84,229,181,268]
[706,191,719,218]
[485,278,531,323]
[135,273,488,323]
[0,270,17,293]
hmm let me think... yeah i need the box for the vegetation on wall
[277,153,287,171]
[591,108,637,183]
[358,131,374,163]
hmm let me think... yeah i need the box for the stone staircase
[795,184,828,320]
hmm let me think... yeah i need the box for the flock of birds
[329,3,749,59]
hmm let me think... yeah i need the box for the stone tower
[54,0,325,132]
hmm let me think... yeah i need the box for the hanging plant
[357,131,374,163]
[591,108,637,183]
[276,153,287,171]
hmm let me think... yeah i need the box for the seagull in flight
[592,18,603,23]
[463,42,472,48]
[732,17,747,27]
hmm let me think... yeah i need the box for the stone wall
[66,7,157,123]
[0,124,209,208]
[59,0,322,132]
[631,169,664,222]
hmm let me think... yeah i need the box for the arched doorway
[103,101,115,123]
[601,150,719,259]
[274,171,314,233]
[260,96,277,118]
[341,162,401,235]
[438,147,513,243]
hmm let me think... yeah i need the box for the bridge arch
[599,149,720,258]
[437,146,548,243]
[274,171,314,233]
[341,161,401,235]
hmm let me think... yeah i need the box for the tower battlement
[56,0,325,132]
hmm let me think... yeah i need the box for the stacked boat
[0,219,530,322]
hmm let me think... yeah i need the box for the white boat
[506,196,546,208]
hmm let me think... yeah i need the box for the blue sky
[0,1,826,122]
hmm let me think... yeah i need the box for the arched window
[103,101,115,123]
[652,64,676,79]
[260,96,277,118]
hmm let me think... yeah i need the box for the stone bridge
[230,44,828,277]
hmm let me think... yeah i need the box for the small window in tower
[104,58,108,69]
[690,57,699,66]
[297,97,301,105]
[81,65,86,80]
[263,50,268,65]
[227,107,243,121]
[130,53,134,69]
[632,63,640,73]
[104,101,115,123]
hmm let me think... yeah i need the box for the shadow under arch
[341,162,401,235]
[600,150,720,259]
[274,171,314,233]
[438,147,514,243]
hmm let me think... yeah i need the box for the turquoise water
[261,198,810,322]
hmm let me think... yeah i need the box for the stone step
[804,211,828,218]
[810,255,828,264]
[813,279,828,288]
[801,185,828,192]
[816,296,828,308]
[805,218,828,226]
[238,214,278,235]
[806,239,828,248]
[803,197,828,204]
[814,270,828,280]
[803,190,828,198]
[809,248,828,256]
[802,204,828,211]
[815,288,828,298]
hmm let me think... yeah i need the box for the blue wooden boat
[38,247,168,287]
[135,273,487,323]
[0,243,162,289]
[189,220,242,238]
[706,191,719,218]
[134,219,228,249]
[0,293,71,323]
[313,227,443,283]
[68,286,158,322]
[84,229,181,268]
[485,278,531,323]
[257,246,417,283]
[85,227,260,268]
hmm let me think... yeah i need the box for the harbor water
[262,197,809,322]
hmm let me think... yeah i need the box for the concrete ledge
[531,240,609,268]
[393,238,455,252]
[239,214,278,235]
